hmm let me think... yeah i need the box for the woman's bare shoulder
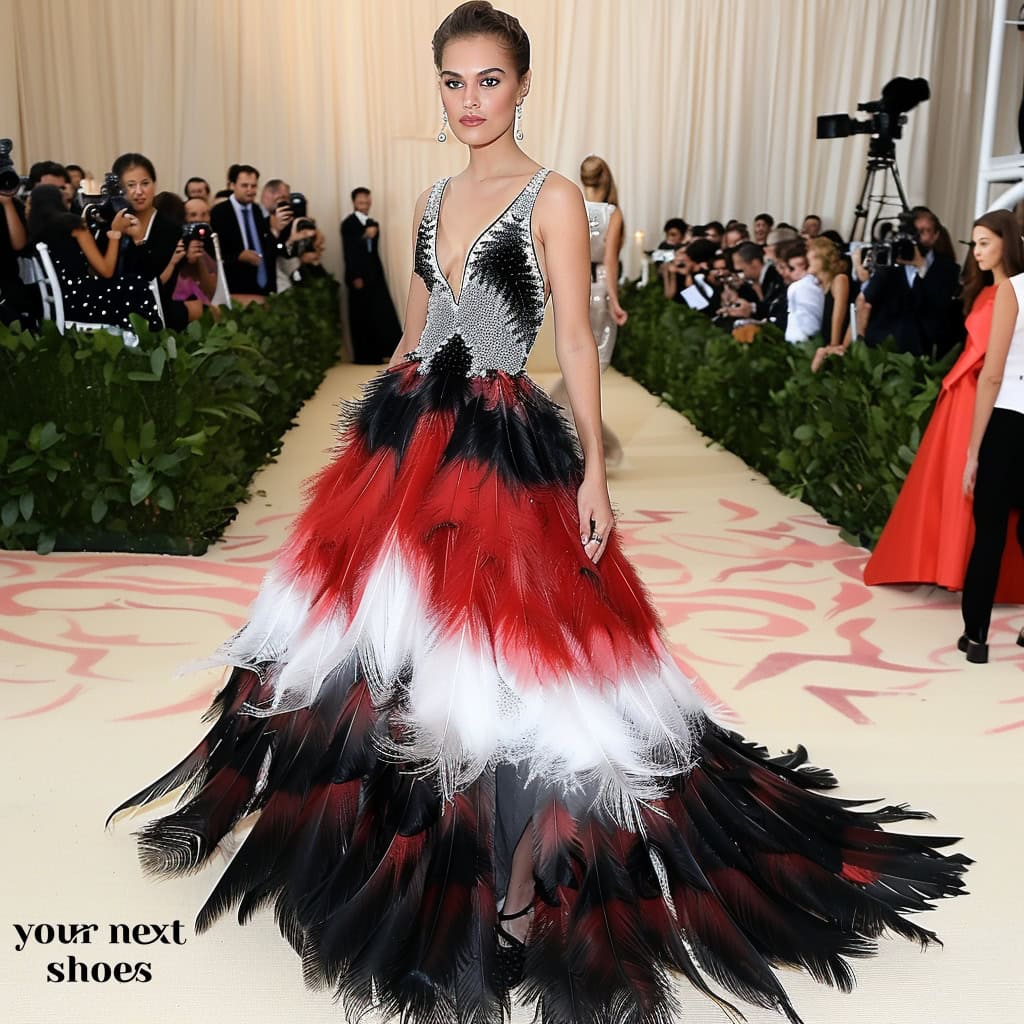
[414,184,434,215]
[538,170,582,205]
[535,171,585,230]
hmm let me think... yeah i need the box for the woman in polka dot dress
[27,184,160,330]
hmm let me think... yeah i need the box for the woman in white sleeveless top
[961,270,1024,662]
[549,154,627,466]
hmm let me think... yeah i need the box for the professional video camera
[816,77,930,243]
[0,139,28,197]
[81,172,130,232]
[816,77,930,149]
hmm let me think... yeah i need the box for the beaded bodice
[408,167,551,377]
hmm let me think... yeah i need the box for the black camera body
[182,221,212,245]
[287,208,319,257]
[0,138,28,197]
[281,192,308,219]
[81,172,131,233]
[867,212,920,269]
[289,236,317,258]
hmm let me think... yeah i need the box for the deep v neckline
[433,168,544,306]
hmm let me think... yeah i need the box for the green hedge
[0,276,341,555]
[613,281,957,547]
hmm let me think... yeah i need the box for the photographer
[711,251,759,329]
[862,206,963,358]
[114,153,211,329]
[273,191,326,292]
[662,238,719,316]
[727,242,786,326]
[179,196,218,302]
[154,191,218,318]
[27,184,158,329]
[1,160,30,326]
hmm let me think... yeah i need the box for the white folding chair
[149,277,165,329]
[18,254,51,321]
[210,231,232,307]
[35,242,122,335]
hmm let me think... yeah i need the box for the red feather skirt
[110,350,969,1024]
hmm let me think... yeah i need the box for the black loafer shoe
[957,634,969,654]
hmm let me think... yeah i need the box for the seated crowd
[653,206,965,367]
[0,155,327,333]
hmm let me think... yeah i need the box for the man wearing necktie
[210,163,276,298]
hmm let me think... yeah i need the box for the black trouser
[962,407,1024,641]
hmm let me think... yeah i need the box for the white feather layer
[191,541,715,818]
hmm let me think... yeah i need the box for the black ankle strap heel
[495,902,533,989]
[497,902,532,946]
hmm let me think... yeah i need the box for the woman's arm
[387,187,432,368]
[538,173,613,563]
[964,278,1018,495]
[160,240,186,284]
[604,207,627,324]
[830,274,850,349]
[74,227,120,278]
[195,251,217,299]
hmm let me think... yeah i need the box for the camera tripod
[849,138,910,242]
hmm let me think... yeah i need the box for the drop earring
[515,103,524,141]
[437,109,448,143]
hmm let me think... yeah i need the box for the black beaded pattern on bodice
[409,168,550,377]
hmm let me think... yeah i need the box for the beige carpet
[1,354,1020,1024]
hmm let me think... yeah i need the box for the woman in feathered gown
[107,5,969,1023]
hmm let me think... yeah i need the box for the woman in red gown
[865,209,1024,599]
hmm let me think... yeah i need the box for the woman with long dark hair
[109,5,969,1023]
[548,154,627,466]
[866,209,1024,599]
[27,184,159,329]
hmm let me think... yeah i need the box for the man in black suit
[210,164,275,297]
[863,207,964,358]
[341,187,402,363]
[730,241,787,327]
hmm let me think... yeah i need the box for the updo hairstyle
[432,1,530,77]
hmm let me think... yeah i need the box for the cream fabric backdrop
[0,0,1006,315]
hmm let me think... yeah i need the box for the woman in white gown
[549,154,627,467]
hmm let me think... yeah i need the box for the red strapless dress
[865,284,1024,600]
